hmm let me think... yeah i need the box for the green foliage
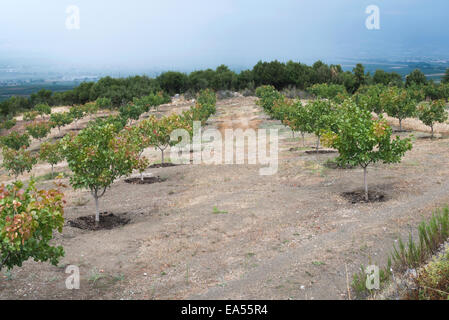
[119,103,145,123]
[69,105,85,123]
[34,103,52,118]
[354,84,386,114]
[0,119,16,130]
[0,132,31,150]
[95,97,112,109]
[2,146,38,180]
[146,114,189,163]
[25,121,52,141]
[416,100,448,138]
[60,122,139,222]
[39,141,64,178]
[308,83,348,100]
[391,207,449,272]
[406,69,427,87]
[322,100,412,199]
[306,99,337,148]
[0,180,65,271]
[414,247,449,300]
[443,68,449,84]
[380,87,417,130]
[23,111,38,122]
[50,112,73,132]
[255,85,284,115]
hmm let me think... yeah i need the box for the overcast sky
[1,0,449,71]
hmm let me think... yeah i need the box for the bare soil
[2,96,449,300]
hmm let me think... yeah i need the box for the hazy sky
[1,0,449,71]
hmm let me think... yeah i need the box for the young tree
[255,85,284,116]
[0,180,65,271]
[23,111,38,122]
[380,87,416,131]
[0,132,31,150]
[354,84,385,115]
[308,83,347,101]
[2,146,38,180]
[60,122,138,224]
[119,103,145,124]
[50,112,73,132]
[39,141,64,178]
[416,99,448,139]
[96,97,112,110]
[69,106,85,129]
[25,121,52,141]
[306,99,336,152]
[288,100,313,146]
[147,114,187,164]
[322,101,412,201]
[34,103,52,119]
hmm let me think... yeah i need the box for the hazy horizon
[1,0,449,74]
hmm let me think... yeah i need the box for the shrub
[414,247,449,300]
[0,180,65,271]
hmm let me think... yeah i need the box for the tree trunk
[51,164,54,179]
[316,136,320,153]
[363,166,369,202]
[301,132,305,147]
[431,125,434,139]
[94,193,100,226]
[141,172,144,181]
[399,119,402,131]
[161,149,164,164]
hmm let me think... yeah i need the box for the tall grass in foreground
[352,206,449,298]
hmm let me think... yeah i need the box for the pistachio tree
[2,146,38,180]
[61,122,138,224]
[322,101,412,201]
[39,141,64,178]
[416,99,448,139]
[0,180,65,271]
[25,121,52,141]
[380,87,416,131]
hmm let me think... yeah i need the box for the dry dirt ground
[1,96,449,300]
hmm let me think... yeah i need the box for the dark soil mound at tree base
[148,163,178,169]
[305,149,337,154]
[341,190,387,204]
[68,212,130,231]
[392,129,412,133]
[124,176,167,184]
